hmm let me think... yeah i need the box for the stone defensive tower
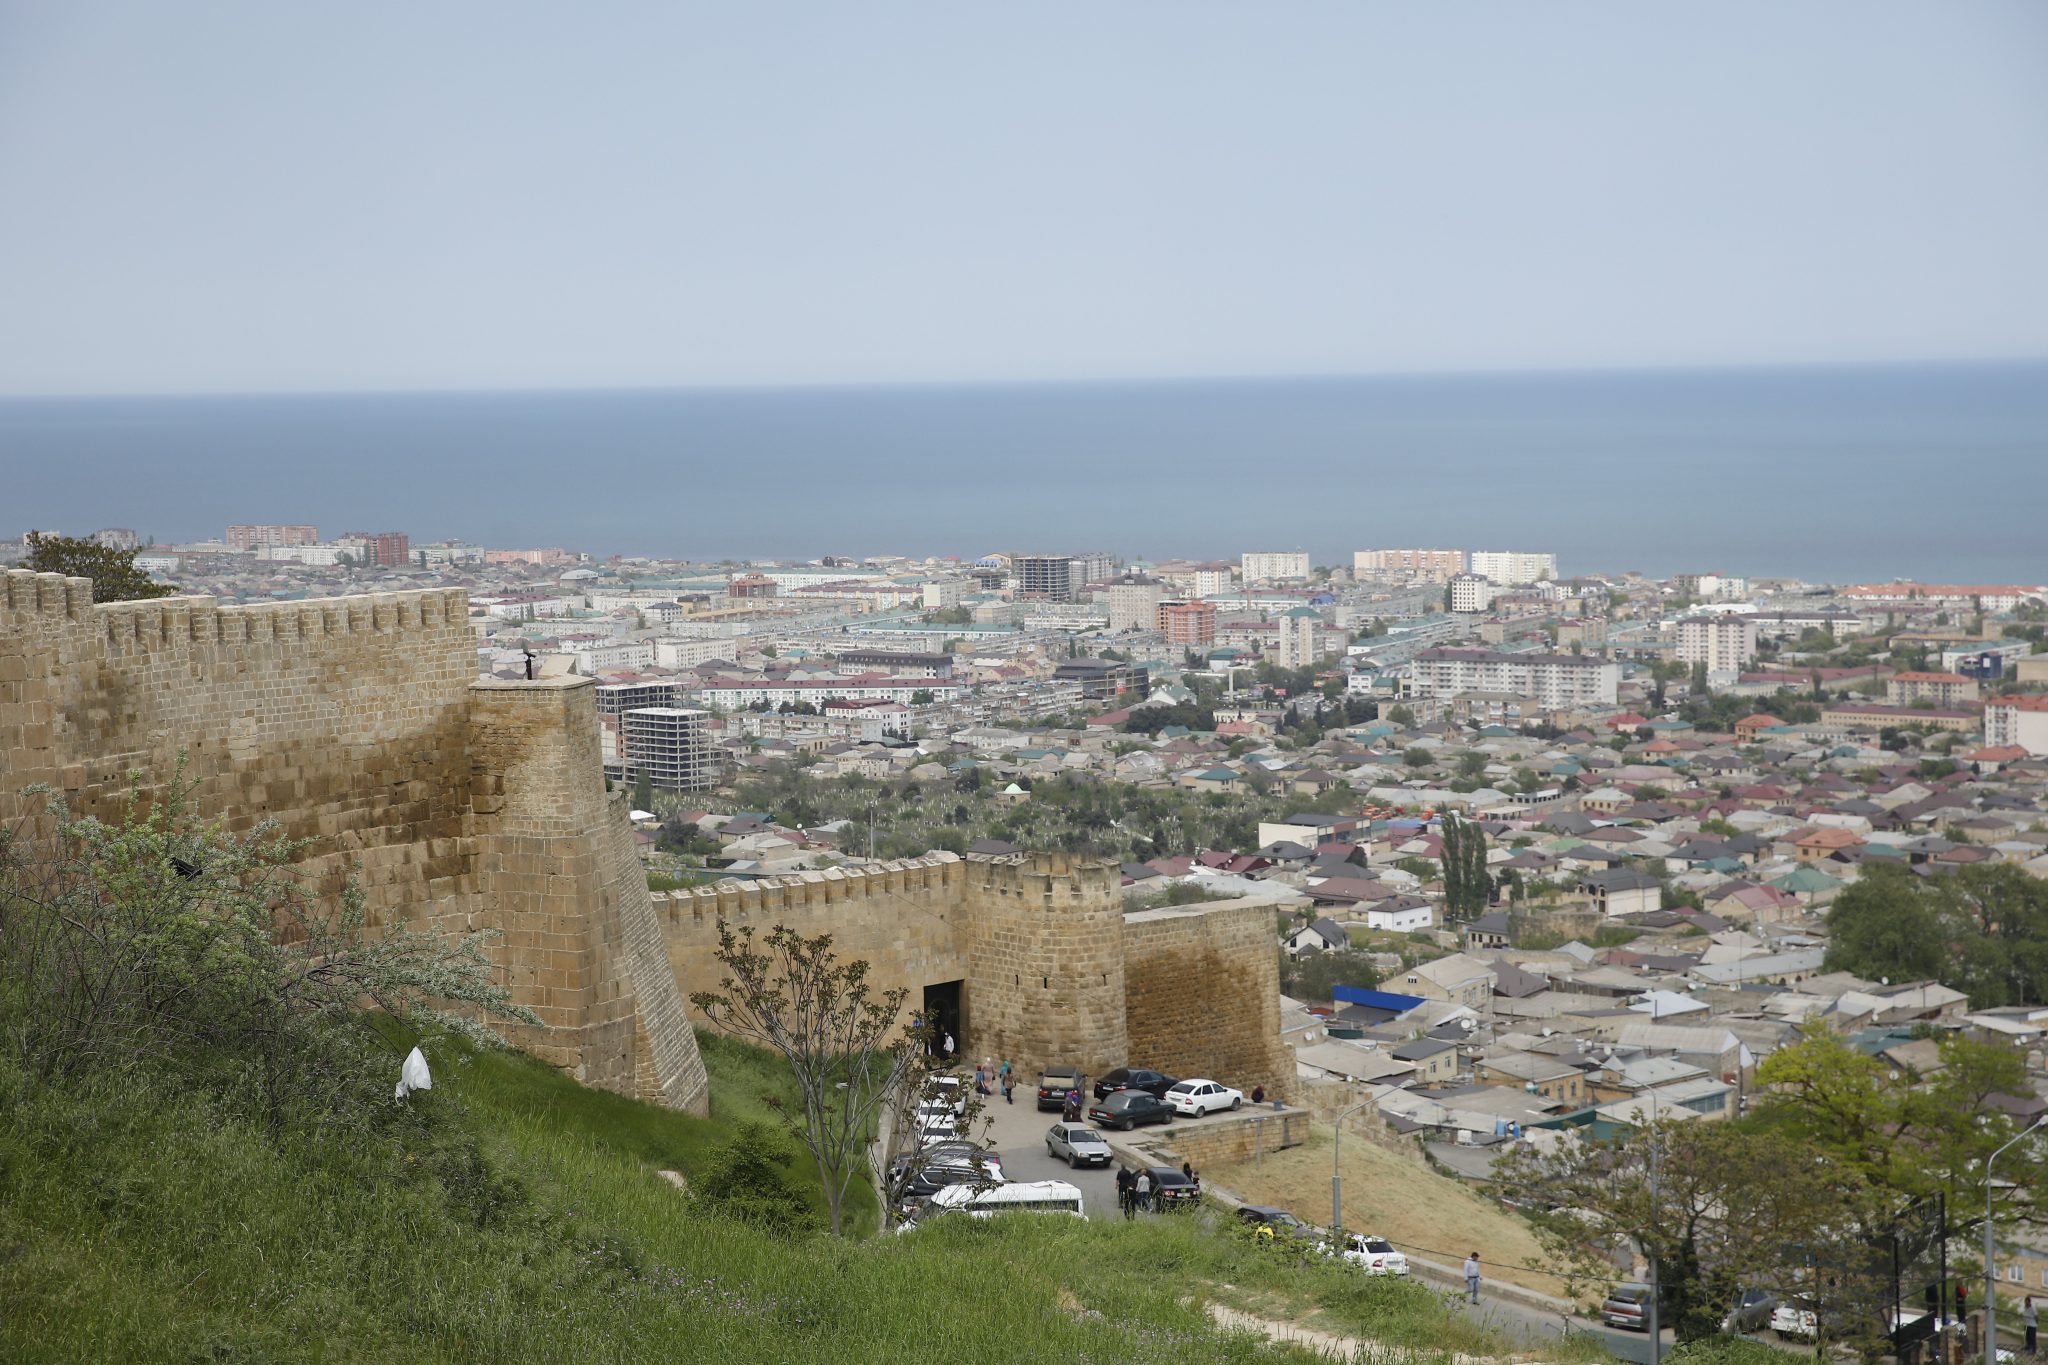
[963,852,1129,1078]
[0,573,707,1114]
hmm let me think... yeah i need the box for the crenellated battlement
[0,572,471,655]
[654,851,968,924]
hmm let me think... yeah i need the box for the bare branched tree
[690,920,984,1236]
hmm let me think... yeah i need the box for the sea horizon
[6,358,2047,584]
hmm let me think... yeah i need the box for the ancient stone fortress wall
[659,852,1286,1095]
[0,572,706,1115]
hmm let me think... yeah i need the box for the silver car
[1045,1123,1113,1168]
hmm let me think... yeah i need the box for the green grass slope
[1,1029,1522,1364]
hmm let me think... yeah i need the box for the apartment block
[1353,548,1467,578]
[1159,600,1218,648]
[339,530,411,568]
[1448,574,1497,614]
[1102,573,1167,632]
[1241,551,1311,583]
[833,649,954,679]
[1674,613,1758,672]
[1409,648,1620,708]
[227,524,319,551]
[623,707,716,793]
[1276,606,1320,670]
[1983,696,2048,755]
[1014,555,1077,602]
[1469,550,1559,585]
[1885,672,1980,708]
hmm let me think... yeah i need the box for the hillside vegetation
[0,783,1540,1363]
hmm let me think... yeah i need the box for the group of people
[1114,1162,1197,1219]
[971,1057,1015,1104]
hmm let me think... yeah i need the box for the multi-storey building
[1070,551,1116,592]
[623,707,716,793]
[1150,563,1230,599]
[339,531,411,568]
[728,574,778,599]
[694,676,963,708]
[596,680,685,718]
[1276,606,1320,670]
[1102,573,1167,632]
[1885,672,1981,708]
[1448,574,1497,614]
[1983,696,2048,755]
[832,649,954,679]
[1409,648,1620,709]
[1840,583,2048,614]
[1052,658,1150,701]
[227,524,319,551]
[1353,548,1467,578]
[1158,600,1218,648]
[90,528,141,551]
[1241,551,1311,583]
[1674,613,1758,673]
[1014,555,1076,602]
[1468,550,1559,586]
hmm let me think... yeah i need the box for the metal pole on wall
[1986,1117,2047,1365]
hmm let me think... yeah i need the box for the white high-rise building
[1448,574,1497,614]
[1409,648,1619,708]
[1241,551,1311,583]
[1674,614,1758,673]
[1353,548,1466,579]
[1102,573,1167,632]
[1276,606,1321,669]
[1469,550,1559,586]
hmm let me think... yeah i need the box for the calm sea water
[4,363,2045,582]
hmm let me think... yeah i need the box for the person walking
[1135,1169,1153,1214]
[941,1031,954,1061]
[1116,1167,1134,1220]
[1002,1071,1014,1105]
[1464,1252,1481,1304]
[2023,1295,2037,1355]
[1065,1088,1081,1123]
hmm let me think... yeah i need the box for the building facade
[1102,573,1167,632]
[623,707,716,792]
[1241,551,1311,583]
[226,524,319,551]
[1159,600,1218,648]
[1675,613,1759,673]
[1409,648,1620,708]
[1353,548,1467,578]
[1015,555,1077,602]
[340,531,411,568]
[1885,671,1981,708]
[1276,605,1320,670]
[1468,550,1559,586]
[1984,696,2048,755]
[1448,573,1497,614]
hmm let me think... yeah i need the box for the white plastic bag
[395,1046,433,1099]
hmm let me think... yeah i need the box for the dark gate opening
[922,980,963,1061]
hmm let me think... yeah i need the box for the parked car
[1087,1091,1174,1131]
[922,1073,967,1117]
[1138,1165,1201,1209]
[1165,1079,1243,1117]
[1769,1299,1818,1340]
[1045,1123,1113,1168]
[1723,1288,1778,1334]
[1603,1282,1666,1331]
[1237,1206,1319,1245]
[1037,1065,1084,1112]
[1092,1067,1179,1100]
[1337,1233,1409,1276]
[887,1147,1003,1204]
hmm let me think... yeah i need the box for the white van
[897,1180,1084,1231]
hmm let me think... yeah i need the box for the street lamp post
[1985,1115,2047,1365]
[1332,1097,1375,1242]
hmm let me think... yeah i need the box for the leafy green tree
[1402,747,1433,768]
[1823,864,2048,1007]
[1278,946,1381,1003]
[22,531,176,602]
[689,922,953,1237]
[1386,704,1415,728]
[692,1121,822,1236]
[632,768,654,812]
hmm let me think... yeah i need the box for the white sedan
[1338,1233,1409,1276]
[1165,1079,1243,1117]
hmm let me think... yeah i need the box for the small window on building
[2008,1265,2022,1283]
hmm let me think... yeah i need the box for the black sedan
[1086,1091,1174,1131]
[1139,1166,1201,1209]
[1091,1067,1179,1100]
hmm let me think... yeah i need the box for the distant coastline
[6,359,2046,582]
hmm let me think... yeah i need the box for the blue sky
[2,2,2044,395]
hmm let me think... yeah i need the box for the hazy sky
[3,3,2045,396]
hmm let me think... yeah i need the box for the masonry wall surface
[0,574,707,1114]
[1122,900,1295,1100]
[964,853,1129,1080]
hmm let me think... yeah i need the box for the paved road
[975,1081,1251,1221]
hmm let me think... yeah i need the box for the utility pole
[1331,1097,1373,1244]
[1985,1116,2047,1365]
[1645,1089,1661,1365]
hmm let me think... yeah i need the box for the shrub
[694,1121,822,1237]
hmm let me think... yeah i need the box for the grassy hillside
[1207,1125,1565,1297]
[0,1028,1543,1363]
